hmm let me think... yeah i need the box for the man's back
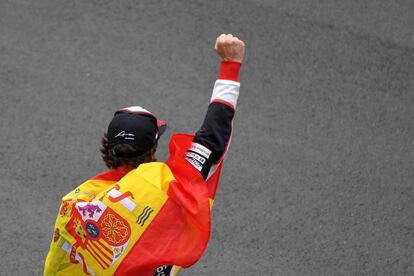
[45,133,222,275]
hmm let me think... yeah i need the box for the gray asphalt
[0,0,413,275]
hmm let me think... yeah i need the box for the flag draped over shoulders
[44,133,224,276]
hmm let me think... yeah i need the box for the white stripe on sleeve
[210,79,240,108]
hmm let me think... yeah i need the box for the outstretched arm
[185,34,245,179]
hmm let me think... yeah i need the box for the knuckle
[219,39,227,45]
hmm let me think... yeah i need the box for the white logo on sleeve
[115,131,135,140]
[185,143,212,171]
[188,143,211,159]
[186,151,206,164]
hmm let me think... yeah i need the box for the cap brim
[157,119,167,136]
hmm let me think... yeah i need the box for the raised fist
[215,34,245,63]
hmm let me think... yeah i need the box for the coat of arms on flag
[66,200,131,270]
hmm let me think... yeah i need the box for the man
[44,33,245,275]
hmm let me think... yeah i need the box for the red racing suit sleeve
[184,61,241,179]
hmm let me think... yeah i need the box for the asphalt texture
[0,1,413,275]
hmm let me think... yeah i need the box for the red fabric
[115,134,214,275]
[91,165,132,181]
[218,61,241,82]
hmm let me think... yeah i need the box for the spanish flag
[44,133,223,275]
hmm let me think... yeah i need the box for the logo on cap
[115,131,135,140]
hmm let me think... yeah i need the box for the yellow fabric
[44,162,176,276]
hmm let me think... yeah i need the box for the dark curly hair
[100,133,157,168]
